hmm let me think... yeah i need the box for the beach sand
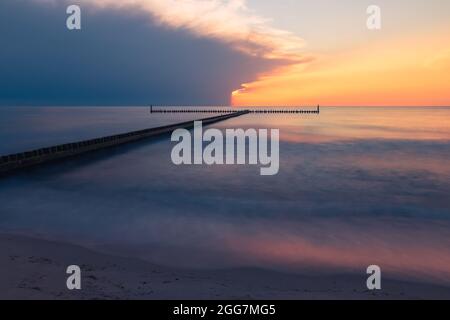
[1,233,450,300]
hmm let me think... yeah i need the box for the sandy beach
[1,233,450,300]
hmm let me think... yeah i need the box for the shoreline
[1,233,450,300]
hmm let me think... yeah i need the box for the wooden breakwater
[150,105,320,114]
[0,111,249,175]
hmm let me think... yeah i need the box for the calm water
[0,107,449,285]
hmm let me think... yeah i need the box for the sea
[0,106,449,285]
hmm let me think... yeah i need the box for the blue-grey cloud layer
[0,0,278,106]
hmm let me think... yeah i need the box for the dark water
[0,107,449,285]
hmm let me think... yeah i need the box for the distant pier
[0,111,249,175]
[150,105,321,114]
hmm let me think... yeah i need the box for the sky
[1,0,449,106]
[235,0,450,106]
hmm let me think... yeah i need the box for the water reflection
[0,107,449,285]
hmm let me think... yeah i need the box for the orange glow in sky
[82,1,450,107]
[232,33,450,107]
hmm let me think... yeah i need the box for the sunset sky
[234,0,450,106]
[1,0,450,106]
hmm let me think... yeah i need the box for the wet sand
[1,233,450,300]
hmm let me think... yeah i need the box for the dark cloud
[0,0,279,106]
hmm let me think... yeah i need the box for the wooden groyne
[150,105,320,114]
[0,111,249,175]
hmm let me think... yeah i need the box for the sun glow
[232,33,450,107]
